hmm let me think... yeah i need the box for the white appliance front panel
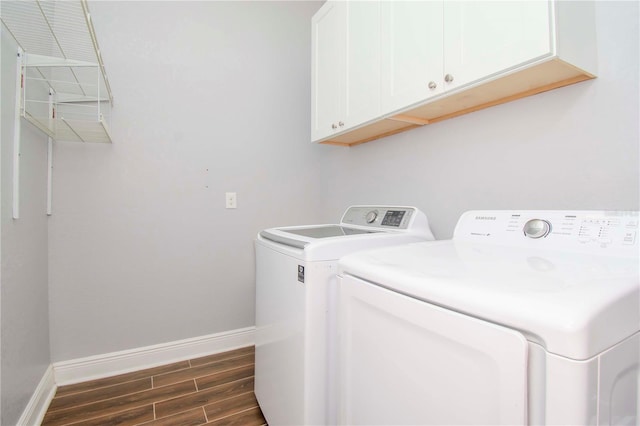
[255,241,337,425]
[542,348,599,425]
[255,242,305,425]
[338,274,528,425]
[598,333,639,425]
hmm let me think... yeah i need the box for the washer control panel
[341,206,416,230]
[454,210,639,256]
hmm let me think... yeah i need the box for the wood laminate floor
[42,346,267,426]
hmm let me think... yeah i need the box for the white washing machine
[255,206,435,425]
[337,210,639,425]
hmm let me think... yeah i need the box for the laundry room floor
[42,346,267,425]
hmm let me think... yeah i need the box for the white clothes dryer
[337,210,639,426]
[255,206,434,426]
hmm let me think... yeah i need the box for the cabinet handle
[339,121,344,127]
[428,81,437,90]
[331,123,338,129]
[444,74,454,83]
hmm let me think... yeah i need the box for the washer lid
[279,225,377,239]
[339,240,639,360]
[258,224,429,261]
[259,225,377,249]
[256,205,435,261]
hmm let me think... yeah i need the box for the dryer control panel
[454,210,639,256]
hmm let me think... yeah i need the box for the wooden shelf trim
[388,115,431,126]
[320,59,595,147]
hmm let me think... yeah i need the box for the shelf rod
[97,57,101,118]
[82,0,114,104]
[47,89,54,215]
[25,54,100,68]
[13,49,23,219]
[27,100,99,112]
[25,76,98,87]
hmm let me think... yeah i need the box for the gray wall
[29,0,640,372]
[319,1,639,239]
[1,27,51,426]
[48,1,327,361]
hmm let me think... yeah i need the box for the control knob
[365,210,378,224]
[523,219,551,239]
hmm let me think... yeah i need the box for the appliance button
[623,231,636,245]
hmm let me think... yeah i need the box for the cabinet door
[343,1,380,130]
[443,1,551,91]
[380,1,444,114]
[311,1,346,142]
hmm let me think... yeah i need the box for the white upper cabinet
[443,1,552,91]
[380,0,551,114]
[311,0,597,146]
[345,1,381,130]
[311,1,346,142]
[311,1,380,142]
[380,1,444,113]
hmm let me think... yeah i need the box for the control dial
[523,219,551,239]
[365,210,379,224]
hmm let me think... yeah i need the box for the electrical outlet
[225,192,237,209]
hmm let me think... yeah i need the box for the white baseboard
[17,364,56,426]
[53,326,255,386]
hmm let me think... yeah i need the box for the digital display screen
[381,210,405,227]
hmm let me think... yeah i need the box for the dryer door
[338,274,528,425]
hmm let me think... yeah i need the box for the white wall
[48,1,326,361]
[1,27,51,426]
[319,1,639,239]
